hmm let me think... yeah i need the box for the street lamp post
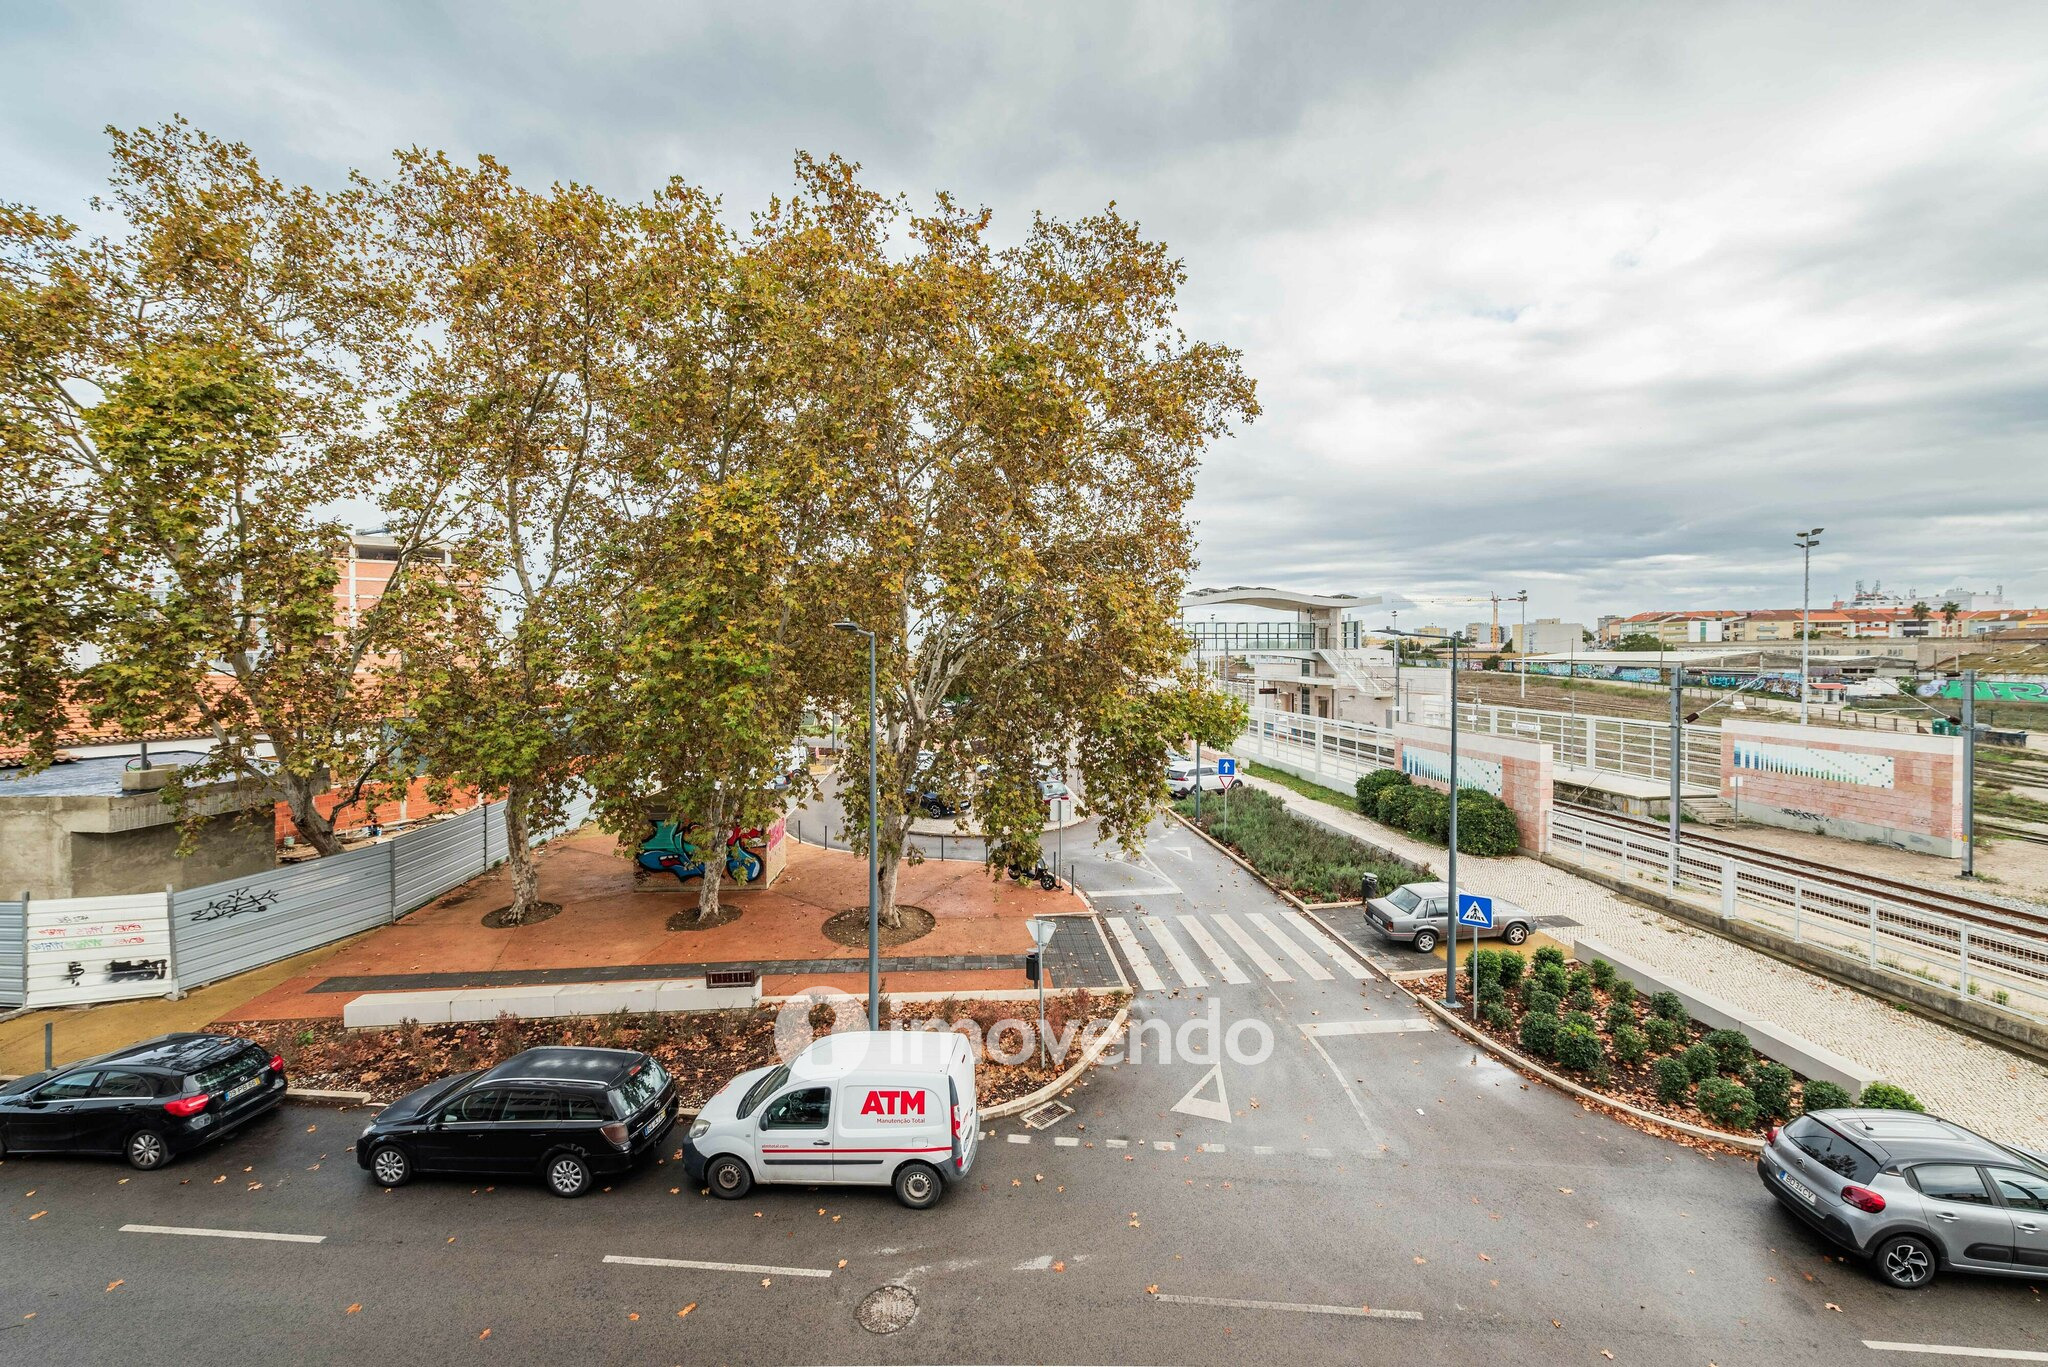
[1380,625,1466,1009]
[1390,609,1401,724]
[1514,590,1529,701]
[833,620,883,1029]
[1795,528,1824,725]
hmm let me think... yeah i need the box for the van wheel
[1874,1234,1937,1289]
[545,1153,592,1199]
[893,1161,942,1210]
[706,1154,753,1200]
[369,1143,413,1188]
[125,1129,169,1171]
[1411,928,1439,954]
[1502,923,1529,946]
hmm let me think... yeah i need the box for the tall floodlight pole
[1391,609,1402,723]
[833,621,882,1028]
[1795,528,1824,724]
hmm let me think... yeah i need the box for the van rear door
[949,1043,979,1178]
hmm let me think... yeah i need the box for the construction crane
[1397,592,1523,647]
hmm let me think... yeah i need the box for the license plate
[224,1075,261,1102]
[1780,1169,1818,1206]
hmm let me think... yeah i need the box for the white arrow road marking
[1177,916,1249,984]
[1288,914,1372,980]
[120,1224,325,1244]
[1171,1061,1233,1123]
[1153,1293,1421,1321]
[1864,1344,2048,1362]
[1142,914,1209,988]
[1212,913,1292,982]
[604,1254,834,1279]
[1247,912,1334,981]
[1107,918,1167,992]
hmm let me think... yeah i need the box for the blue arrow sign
[1456,894,1494,929]
[1215,757,1236,777]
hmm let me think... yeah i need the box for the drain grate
[1020,1099,1074,1131]
[857,1284,919,1335]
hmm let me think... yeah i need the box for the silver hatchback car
[1365,881,1531,954]
[1759,1109,2048,1288]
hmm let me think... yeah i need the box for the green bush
[1648,991,1690,1027]
[1355,769,1411,815]
[1554,1024,1603,1072]
[1404,789,1452,844]
[1174,785,1412,902]
[1523,988,1562,1019]
[1704,1029,1755,1074]
[1566,980,1597,1013]
[1651,1055,1694,1103]
[1534,963,1569,998]
[1495,951,1526,993]
[1746,1062,1794,1121]
[1564,1010,1600,1036]
[1531,944,1567,972]
[1375,784,1429,830]
[1858,1082,1925,1112]
[1605,1001,1637,1036]
[1447,788,1522,856]
[1681,1043,1720,1082]
[1519,1011,1560,1058]
[1481,1000,1513,1031]
[1589,959,1617,992]
[1608,978,1636,1007]
[1611,1023,1648,1065]
[1801,1080,1853,1113]
[1697,1077,1760,1130]
[1643,1016,1683,1053]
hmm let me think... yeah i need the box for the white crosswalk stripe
[1177,916,1250,984]
[1288,913,1371,980]
[1107,917,1167,992]
[1246,911,1334,981]
[1211,913,1293,982]
[1142,914,1208,988]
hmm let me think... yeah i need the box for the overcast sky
[8,1,2045,624]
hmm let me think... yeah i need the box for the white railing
[1550,807,2048,1018]
[1233,706,1398,790]
[1420,702,1722,789]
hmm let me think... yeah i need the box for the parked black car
[0,1032,287,1171]
[355,1046,678,1198]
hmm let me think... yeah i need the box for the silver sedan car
[1759,1109,2048,1288]
[1365,881,1531,954]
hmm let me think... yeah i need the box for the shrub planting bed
[1355,769,1522,855]
[1398,946,1921,1136]
[1175,785,1417,902]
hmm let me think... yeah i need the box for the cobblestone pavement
[1237,773,2048,1145]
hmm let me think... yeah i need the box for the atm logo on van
[860,1089,926,1118]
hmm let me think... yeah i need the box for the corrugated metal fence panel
[394,807,490,914]
[484,801,509,865]
[529,785,595,847]
[171,842,393,989]
[0,901,23,1007]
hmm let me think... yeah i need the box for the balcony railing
[1180,622,1316,653]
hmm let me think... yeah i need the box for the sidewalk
[1236,772,2048,1146]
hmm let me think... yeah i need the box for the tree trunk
[280,775,343,857]
[696,792,735,923]
[502,783,540,926]
[875,813,912,929]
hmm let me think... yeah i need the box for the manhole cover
[1021,1100,1074,1130]
[857,1284,919,1335]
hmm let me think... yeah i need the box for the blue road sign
[1456,894,1494,929]
[1215,757,1236,777]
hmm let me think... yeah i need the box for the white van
[682,1030,979,1209]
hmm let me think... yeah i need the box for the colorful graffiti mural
[637,820,770,885]
[1918,679,2048,703]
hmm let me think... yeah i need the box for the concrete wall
[1392,723,1553,853]
[343,976,762,1028]
[0,792,275,900]
[1719,719,1965,857]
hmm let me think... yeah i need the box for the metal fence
[1550,807,2048,1018]
[0,901,21,1008]
[1234,706,1398,790]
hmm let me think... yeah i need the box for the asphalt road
[5,816,2047,1365]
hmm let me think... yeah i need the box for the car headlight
[360,1124,375,1142]
[688,1118,710,1140]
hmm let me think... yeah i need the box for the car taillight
[1765,1126,1779,1145]
[600,1121,630,1149]
[951,1103,962,1138]
[164,1093,209,1117]
[268,1054,285,1073]
[1841,1184,1886,1213]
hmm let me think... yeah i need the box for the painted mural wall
[1718,720,1965,857]
[1391,723,1553,853]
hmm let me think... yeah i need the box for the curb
[983,1005,1131,1121]
[1167,810,1310,912]
[1408,994,1763,1153]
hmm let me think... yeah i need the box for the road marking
[1213,914,1293,982]
[1200,1143,1226,1154]
[1289,914,1373,980]
[1247,912,1334,981]
[1306,1147,1335,1159]
[1143,914,1210,988]
[1178,916,1250,984]
[1054,1136,1079,1147]
[1156,842,1194,860]
[1007,1134,1032,1144]
[1864,1345,2048,1362]
[1154,1140,1176,1151]
[1304,1026,1387,1147]
[1106,1139,1129,1149]
[1153,1292,1422,1321]
[1253,1145,1275,1155]
[1171,1062,1232,1124]
[1298,1019,1433,1037]
[1107,918,1167,992]
[1090,886,1184,899]
[120,1224,325,1245]
[603,1254,834,1279]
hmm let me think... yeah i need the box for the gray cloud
[6,0,2044,622]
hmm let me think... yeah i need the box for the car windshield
[738,1063,791,1119]
[190,1047,263,1092]
[1388,886,1423,912]
[607,1057,671,1118]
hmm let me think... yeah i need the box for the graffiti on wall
[1918,679,2048,703]
[1400,747,1504,796]
[1730,740,1895,789]
[187,887,280,923]
[637,820,770,886]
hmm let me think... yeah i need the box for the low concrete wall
[342,977,761,1029]
[1570,934,1880,1094]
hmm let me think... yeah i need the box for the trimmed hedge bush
[1566,980,1597,1013]
[1649,992,1690,1027]
[1608,978,1636,1007]
[1801,1080,1853,1113]
[1680,1043,1720,1083]
[1533,963,1569,999]
[1605,1001,1637,1036]
[1651,1055,1694,1103]
[1563,1010,1600,1036]
[1519,1011,1560,1058]
[1704,1029,1755,1074]
[1643,1016,1683,1054]
[1858,1082,1925,1112]
[1531,945,1567,972]
[1481,1000,1513,1031]
[1375,785,1429,830]
[1448,788,1522,856]
[1589,959,1617,992]
[1746,1062,1794,1121]
[1356,769,1410,814]
[1495,951,1526,993]
[1555,1024,1603,1072]
[1523,988,1562,1019]
[1611,1023,1648,1065]
[1697,1077,1760,1130]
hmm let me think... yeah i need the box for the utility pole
[1446,631,1463,1010]
[1668,665,1683,887]
[1390,609,1401,723]
[1515,589,1530,700]
[1796,527,1824,725]
[1962,668,1977,879]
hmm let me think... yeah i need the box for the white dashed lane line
[1864,1344,2048,1362]
[1153,1292,1422,1321]
[120,1224,326,1244]
[604,1254,834,1279]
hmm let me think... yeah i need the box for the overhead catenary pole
[1516,590,1529,701]
[1668,665,1683,887]
[1796,527,1824,725]
[1446,631,1462,1010]
[1962,668,1977,879]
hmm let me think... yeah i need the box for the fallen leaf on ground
[837,1259,848,1269]
[28,1211,45,1220]
[678,1304,696,1318]
[1052,1261,1066,1273]
[345,1304,362,1315]
[106,1280,124,1292]
[1413,1256,1427,1265]
[760,1278,771,1288]
[478,1328,490,1339]
[1146,1284,1159,1294]
[1826,1303,1841,1312]
[627,1313,639,1321]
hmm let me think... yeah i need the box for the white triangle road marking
[1171,1061,1232,1124]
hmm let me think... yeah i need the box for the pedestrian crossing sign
[1456,894,1494,929]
